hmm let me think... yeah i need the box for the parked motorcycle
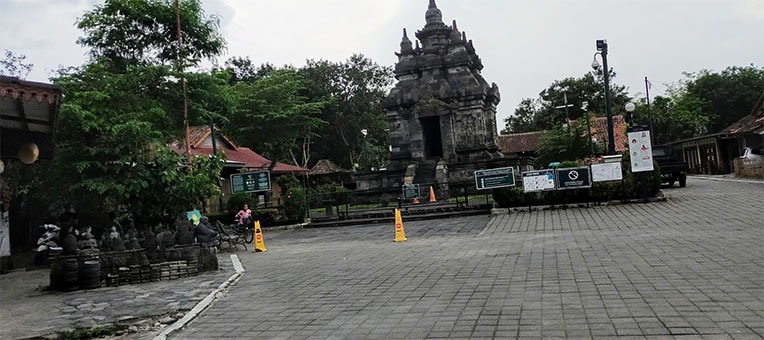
[35,224,62,265]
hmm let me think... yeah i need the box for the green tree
[52,60,226,218]
[37,0,231,221]
[681,65,764,133]
[300,54,393,169]
[501,98,538,134]
[227,68,327,168]
[502,69,630,133]
[535,119,601,167]
[76,0,225,71]
[630,65,764,144]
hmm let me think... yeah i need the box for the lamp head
[361,129,368,137]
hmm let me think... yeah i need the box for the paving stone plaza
[174,178,763,339]
[1,177,761,339]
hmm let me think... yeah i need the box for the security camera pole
[593,39,615,155]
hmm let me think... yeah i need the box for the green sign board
[475,167,515,190]
[556,167,592,190]
[230,170,271,194]
[401,184,420,200]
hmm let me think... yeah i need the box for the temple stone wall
[356,0,513,194]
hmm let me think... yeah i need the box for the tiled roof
[187,125,237,149]
[497,115,629,155]
[591,114,628,152]
[171,126,308,174]
[723,92,764,135]
[309,159,350,175]
[497,131,545,154]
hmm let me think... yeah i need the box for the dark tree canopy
[76,0,226,71]
[503,69,629,134]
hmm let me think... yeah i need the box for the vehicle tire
[244,228,254,244]
[679,175,687,188]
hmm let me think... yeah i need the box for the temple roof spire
[450,20,461,41]
[425,0,443,26]
[400,28,413,53]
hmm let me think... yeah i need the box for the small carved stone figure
[77,226,98,250]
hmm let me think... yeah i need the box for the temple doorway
[420,116,443,158]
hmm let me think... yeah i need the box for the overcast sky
[2,0,763,131]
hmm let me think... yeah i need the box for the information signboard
[627,130,654,172]
[556,167,592,190]
[591,162,623,182]
[230,170,271,194]
[522,170,556,193]
[402,184,420,200]
[474,167,515,190]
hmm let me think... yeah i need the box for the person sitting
[194,216,218,244]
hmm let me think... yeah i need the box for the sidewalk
[689,173,764,184]
[0,252,237,340]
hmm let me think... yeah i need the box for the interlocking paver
[173,178,764,339]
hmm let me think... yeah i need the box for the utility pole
[554,92,574,128]
[176,0,192,172]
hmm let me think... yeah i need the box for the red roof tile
[171,126,308,174]
[591,114,628,152]
[497,131,544,154]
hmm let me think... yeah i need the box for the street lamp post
[360,128,368,170]
[582,101,594,155]
[592,39,615,155]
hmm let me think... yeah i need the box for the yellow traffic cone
[254,220,267,252]
[429,186,437,203]
[394,209,407,242]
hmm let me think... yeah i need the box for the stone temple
[357,0,509,196]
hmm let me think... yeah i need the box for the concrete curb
[691,175,764,184]
[153,254,244,340]
[491,196,668,215]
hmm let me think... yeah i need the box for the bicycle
[231,217,254,244]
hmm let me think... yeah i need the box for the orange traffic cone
[394,209,407,242]
[412,197,420,204]
[429,186,437,203]
[254,220,267,252]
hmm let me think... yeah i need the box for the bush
[251,208,279,228]
[227,192,253,212]
[283,187,307,222]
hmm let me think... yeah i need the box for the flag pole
[645,76,653,144]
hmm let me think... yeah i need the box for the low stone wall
[49,245,218,292]
[733,158,764,178]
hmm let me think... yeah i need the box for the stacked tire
[59,256,79,292]
[79,260,101,289]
